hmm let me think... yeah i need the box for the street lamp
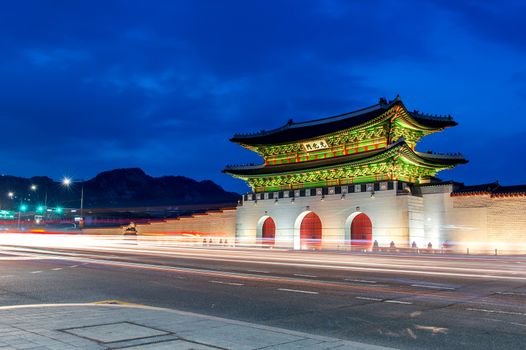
[17,203,27,229]
[62,177,84,227]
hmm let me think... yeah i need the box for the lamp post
[62,177,85,228]
[17,204,27,229]
[7,192,17,227]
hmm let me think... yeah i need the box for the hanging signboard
[302,139,329,152]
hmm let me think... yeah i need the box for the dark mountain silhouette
[0,168,239,210]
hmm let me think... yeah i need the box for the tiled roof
[451,182,526,197]
[230,96,457,146]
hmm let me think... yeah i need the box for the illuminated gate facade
[300,212,322,249]
[226,96,468,250]
[351,213,372,248]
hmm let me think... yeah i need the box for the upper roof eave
[223,139,467,177]
[230,96,458,146]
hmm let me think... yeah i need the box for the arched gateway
[261,217,276,245]
[351,213,372,249]
[257,216,276,246]
[299,212,322,250]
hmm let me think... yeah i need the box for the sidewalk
[0,303,395,350]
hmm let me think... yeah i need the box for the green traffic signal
[36,206,44,213]
[19,204,28,212]
[55,207,63,214]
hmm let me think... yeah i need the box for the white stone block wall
[422,185,488,251]
[422,184,526,253]
[407,195,425,247]
[83,209,237,239]
[236,186,411,249]
[82,186,526,254]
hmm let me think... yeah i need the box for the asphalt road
[1,234,526,350]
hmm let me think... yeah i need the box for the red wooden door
[300,212,322,249]
[262,217,276,245]
[351,213,372,248]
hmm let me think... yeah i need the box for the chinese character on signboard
[302,139,329,152]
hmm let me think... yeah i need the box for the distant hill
[0,168,240,210]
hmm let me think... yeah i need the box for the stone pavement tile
[63,322,169,343]
[123,339,219,350]
[1,337,30,345]
[9,342,39,350]
[261,338,330,350]
[324,340,395,350]
[0,305,397,350]
[142,317,227,333]
[176,324,307,350]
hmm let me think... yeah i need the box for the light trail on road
[1,233,525,282]
[2,233,526,349]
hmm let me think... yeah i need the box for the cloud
[431,1,526,52]
[24,48,90,67]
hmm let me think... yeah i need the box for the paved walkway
[0,303,395,350]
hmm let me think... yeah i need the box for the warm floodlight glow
[62,177,72,186]
[7,192,14,198]
[30,184,37,191]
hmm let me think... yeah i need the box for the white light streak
[277,288,319,295]
[356,296,382,301]
[208,280,244,286]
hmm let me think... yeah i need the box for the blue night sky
[0,0,525,194]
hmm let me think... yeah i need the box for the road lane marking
[345,279,377,284]
[277,288,319,295]
[208,280,244,286]
[247,270,270,274]
[70,265,79,268]
[0,275,14,278]
[415,325,448,334]
[356,296,382,301]
[495,291,526,297]
[384,300,413,305]
[484,318,526,328]
[466,308,526,316]
[411,284,455,290]
[406,327,417,339]
[293,273,317,278]
[30,271,42,274]
[51,268,63,271]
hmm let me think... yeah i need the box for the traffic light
[19,204,28,212]
[36,206,44,213]
[55,207,63,214]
